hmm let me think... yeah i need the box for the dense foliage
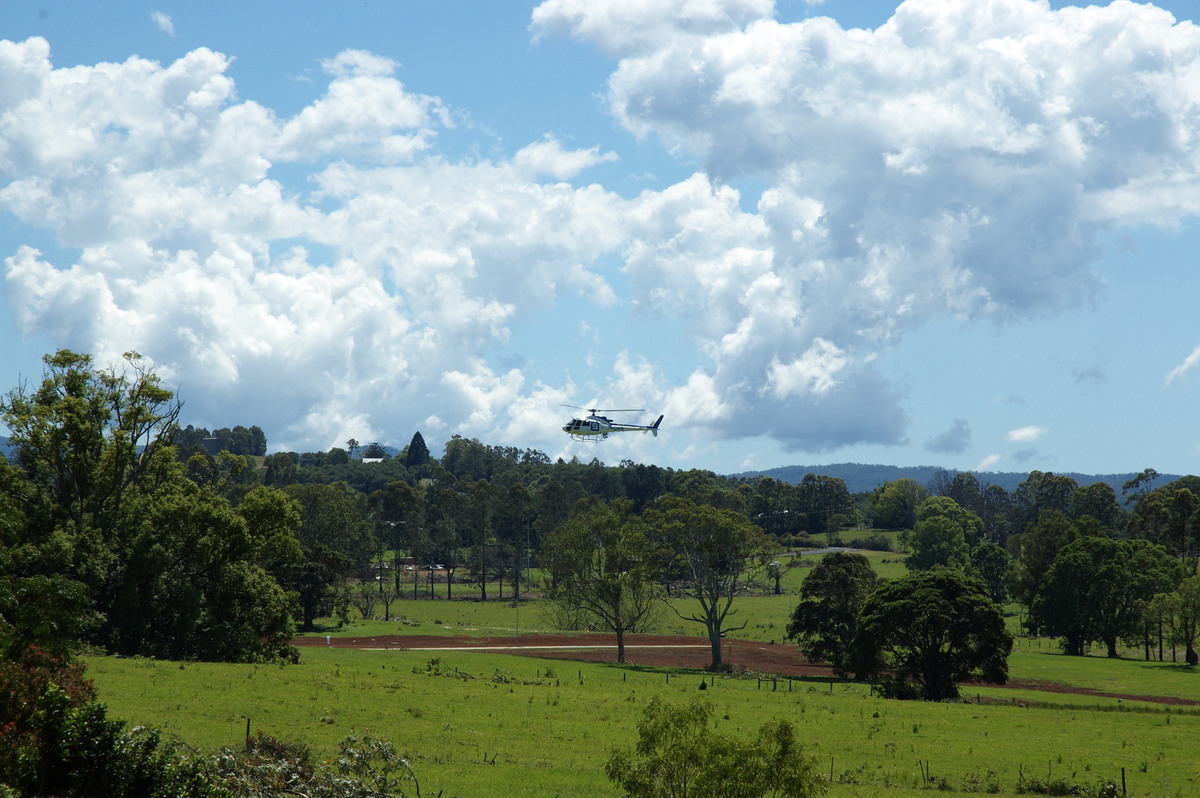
[851,570,1012,700]
[785,551,878,677]
[0,351,295,664]
[605,696,826,798]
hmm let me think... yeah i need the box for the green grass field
[84,555,1200,798]
[81,546,1200,797]
[86,644,1200,798]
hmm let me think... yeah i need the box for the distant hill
[729,462,1183,498]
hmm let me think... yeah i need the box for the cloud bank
[3,0,1200,462]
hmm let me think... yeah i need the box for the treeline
[174,423,267,456]
[5,351,1196,669]
[836,469,1200,665]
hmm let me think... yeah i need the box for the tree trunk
[1187,643,1198,667]
[616,626,626,664]
[708,627,724,670]
[1105,636,1119,659]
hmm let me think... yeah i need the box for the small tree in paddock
[644,495,774,670]
[543,498,663,663]
[605,696,826,798]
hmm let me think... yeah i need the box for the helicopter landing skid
[566,433,606,442]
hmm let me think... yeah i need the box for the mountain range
[730,462,1182,497]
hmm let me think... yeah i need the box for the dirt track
[293,632,1199,706]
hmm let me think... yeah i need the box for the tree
[360,441,389,459]
[1167,488,1200,558]
[945,472,983,514]
[425,480,466,599]
[263,451,299,486]
[1008,511,1081,610]
[463,479,498,601]
[1122,467,1160,503]
[236,485,304,582]
[1,350,181,573]
[970,542,1011,605]
[851,570,1012,700]
[283,483,375,631]
[902,496,980,571]
[0,574,98,660]
[604,696,825,798]
[404,431,431,468]
[1030,536,1182,657]
[209,424,267,456]
[645,495,773,670]
[795,473,853,536]
[495,482,534,600]
[0,351,298,662]
[544,498,663,663]
[104,479,296,662]
[368,478,423,607]
[871,479,928,530]
[1069,482,1125,529]
[1012,471,1078,535]
[1148,575,1200,665]
[785,551,878,676]
[979,482,1014,546]
[917,496,984,547]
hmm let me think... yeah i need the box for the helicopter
[562,406,664,441]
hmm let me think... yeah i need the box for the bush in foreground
[605,695,826,798]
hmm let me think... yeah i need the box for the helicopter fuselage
[562,412,663,440]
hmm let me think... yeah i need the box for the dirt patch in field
[293,632,1199,706]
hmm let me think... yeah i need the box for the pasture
[86,644,1200,798]
[83,547,1200,797]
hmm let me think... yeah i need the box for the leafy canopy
[852,569,1012,700]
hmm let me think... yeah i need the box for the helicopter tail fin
[651,415,663,437]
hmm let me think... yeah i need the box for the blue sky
[2,0,1200,478]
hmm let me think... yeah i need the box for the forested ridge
[3,350,1200,794]
[734,462,1181,498]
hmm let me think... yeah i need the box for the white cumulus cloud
[531,0,1200,453]
[7,0,1200,461]
[1005,425,1047,443]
